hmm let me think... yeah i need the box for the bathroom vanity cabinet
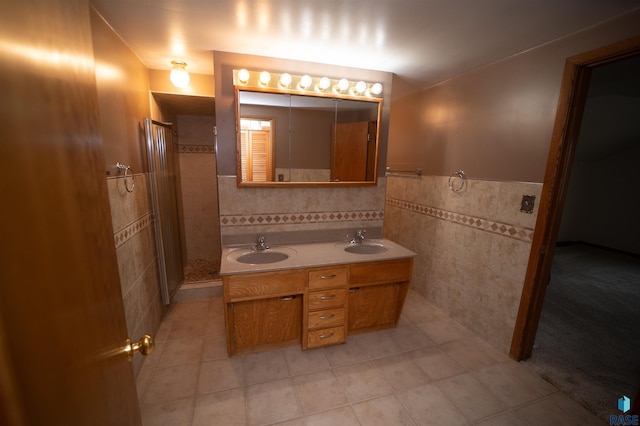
[223,257,413,356]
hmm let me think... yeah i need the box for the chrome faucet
[351,229,366,244]
[256,234,269,250]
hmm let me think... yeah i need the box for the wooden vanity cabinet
[348,258,413,335]
[222,257,413,356]
[223,269,305,356]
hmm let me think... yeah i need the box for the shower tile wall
[217,177,387,242]
[384,175,542,353]
[176,114,221,264]
[107,174,166,375]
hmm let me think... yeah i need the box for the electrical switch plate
[520,195,535,214]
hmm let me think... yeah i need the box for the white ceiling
[91,0,639,90]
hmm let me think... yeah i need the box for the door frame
[510,36,640,360]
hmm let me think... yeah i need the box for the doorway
[510,37,640,414]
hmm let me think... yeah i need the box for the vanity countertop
[220,238,416,275]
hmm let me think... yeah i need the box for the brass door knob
[125,334,155,360]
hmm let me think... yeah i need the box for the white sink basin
[226,247,296,265]
[340,241,388,255]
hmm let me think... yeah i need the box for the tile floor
[135,289,604,425]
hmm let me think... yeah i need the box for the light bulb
[337,78,349,92]
[279,73,292,87]
[170,61,190,88]
[318,77,330,91]
[237,68,250,83]
[355,81,367,94]
[259,71,271,85]
[371,83,383,95]
[299,74,312,89]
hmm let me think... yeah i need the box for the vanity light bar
[233,69,383,98]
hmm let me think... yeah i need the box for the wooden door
[0,1,141,425]
[331,122,370,181]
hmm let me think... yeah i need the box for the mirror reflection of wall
[237,90,381,185]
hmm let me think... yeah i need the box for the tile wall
[176,114,221,264]
[108,173,167,375]
[384,175,542,353]
[217,177,387,244]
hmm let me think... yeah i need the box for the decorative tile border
[177,144,215,154]
[220,210,384,227]
[114,212,154,249]
[386,197,534,242]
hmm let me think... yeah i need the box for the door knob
[124,334,155,360]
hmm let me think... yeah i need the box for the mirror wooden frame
[235,86,382,187]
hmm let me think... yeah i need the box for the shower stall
[145,117,183,304]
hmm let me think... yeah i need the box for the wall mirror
[235,74,382,186]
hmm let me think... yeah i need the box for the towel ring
[116,162,135,193]
[448,170,465,192]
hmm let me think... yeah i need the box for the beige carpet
[524,244,640,421]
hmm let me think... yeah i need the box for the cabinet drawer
[225,270,305,301]
[308,267,348,290]
[308,289,347,310]
[307,326,345,348]
[308,307,345,330]
[350,258,412,286]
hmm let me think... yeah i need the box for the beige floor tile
[474,412,527,426]
[197,359,241,394]
[514,396,577,425]
[302,406,361,426]
[547,393,603,426]
[333,360,393,402]
[246,378,302,425]
[144,364,200,406]
[201,334,228,361]
[397,383,469,425]
[408,347,466,381]
[322,339,369,367]
[167,317,206,340]
[140,397,194,426]
[436,373,507,422]
[204,306,226,335]
[140,340,165,370]
[157,337,204,368]
[136,366,154,406]
[386,321,435,351]
[192,388,246,426]
[441,342,503,372]
[472,363,556,407]
[352,394,416,426]
[352,330,403,359]
[283,346,331,376]
[154,321,172,342]
[243,349,290,385]
[416,318,473,345]
[374,352,431,391]
[293,370,349,414]
[169,300,210,320]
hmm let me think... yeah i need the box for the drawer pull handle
[349,287,361,293]
[319,332,334,339]
[280,295,296,301]
[320,294,336,300]
[319,314,335,320]
[320,274,337,279]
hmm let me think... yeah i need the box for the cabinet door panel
[233,295,301,351]
[348,284,398,331]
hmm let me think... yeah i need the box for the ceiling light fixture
[232,69,382,98]
[170,60,190,88]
